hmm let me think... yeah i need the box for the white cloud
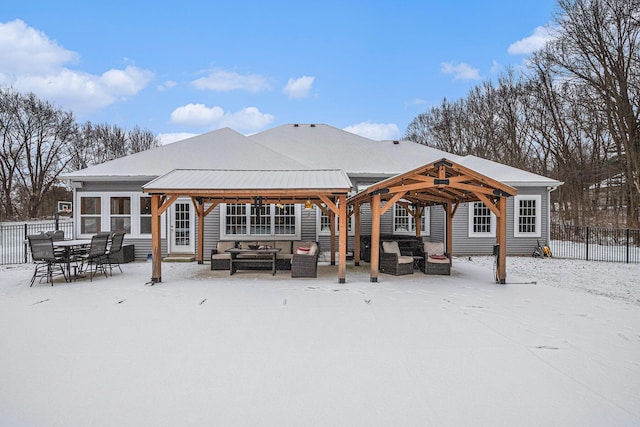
[343,122,400,140]
[0,19,77,74]
[440,62,481,81]
[283,76,315,98]
[157,132,198,145]
[0,19,153,115]
[219,107,275,131]
[169,104,274,133]
[508,26,554,55]
[191,69,270,92]
[170,103,224,126]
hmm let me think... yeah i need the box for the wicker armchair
[211,241,235,270]
[379,241,414,276]
[422,241,451,275]
[291,242,320,278]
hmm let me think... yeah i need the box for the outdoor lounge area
[211,240,320,278]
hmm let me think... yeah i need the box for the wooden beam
[338,194,347,283]
[204,201,220,217]
[445,203,453,257]
[370,193,381,282]
[196,199,204,264]
[476,193,500,217]
[319,195,339,215]
[496,197,507,284]
[354,202,361,266]
[380,191,408,216]
[330,211,336,265]
[151,194,162,283]
[158,194,179,215]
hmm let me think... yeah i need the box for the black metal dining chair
[104,231,125,276]
[79,233,110,281]
[27,234,69,286]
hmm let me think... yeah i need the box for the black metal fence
[0,220,74,265]
[550,224,640,264]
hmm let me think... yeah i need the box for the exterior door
[169,200,195,254]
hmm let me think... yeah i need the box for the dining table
[53,239,91,279]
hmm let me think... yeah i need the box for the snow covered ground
[1,257,639,426]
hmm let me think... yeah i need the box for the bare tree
[69,122,158,171]
[0,89,25,219]
[7,91,77,218]
[538,0,640,227]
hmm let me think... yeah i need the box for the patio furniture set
[379,240,451,276]
[211,240,320,278]
[27,230,126,286]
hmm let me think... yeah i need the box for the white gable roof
[249,124,459,176]
[62,127,305,181]
[63,123,562,187]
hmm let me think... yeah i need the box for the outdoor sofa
[211,240,320,276]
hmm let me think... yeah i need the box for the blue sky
[0,0,557,143]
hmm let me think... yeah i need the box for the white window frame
[75,191,164,238]
[220,203,301,240]
[392,204,430,236]
[468,201,496,237]
[316,206,355,236]
[513,195,542,237]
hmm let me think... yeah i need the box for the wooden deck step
[163,254,196,262]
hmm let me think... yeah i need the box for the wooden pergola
[347,158,517,283]
[142,169,353,284]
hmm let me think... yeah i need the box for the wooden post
[445,203,453,256]
[338,194,347,283]
[151,194,162,283]
[196,199,204,264]
[370,193,380,282]
[354,202,361,266]
[329,211,336,266]
[496,197,507,284]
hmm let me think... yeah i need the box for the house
[61,123,562,282]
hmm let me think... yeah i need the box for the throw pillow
[296,247,310,255]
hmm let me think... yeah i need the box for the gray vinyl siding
[451,186,550,256]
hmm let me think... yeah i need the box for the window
[514,195,542,237]
[317,205,353,235]
[274,204,296,234]
[110,196,131,233]
[140,196,152,234]
[393,204,430,235]
[250,203,271,235]
[76,192,162,238]
[226,204,247,235]
[80,196,101,234]
[468,202,495,237]
[222,203,299,238]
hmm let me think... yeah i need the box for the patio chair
[379,241,414,275]
[210,241,236,270]
[27,234,68,286]
[104,231,125,275]
[291,241,320,278]
[79,233,110,281]
[422,241,451,275]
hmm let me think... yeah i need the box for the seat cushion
[217,241,236,252]
[428,256,450,264]
[211,253,230,260]
[398,255,414,264]
[424,241,445,256]
[382,241,401,256]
